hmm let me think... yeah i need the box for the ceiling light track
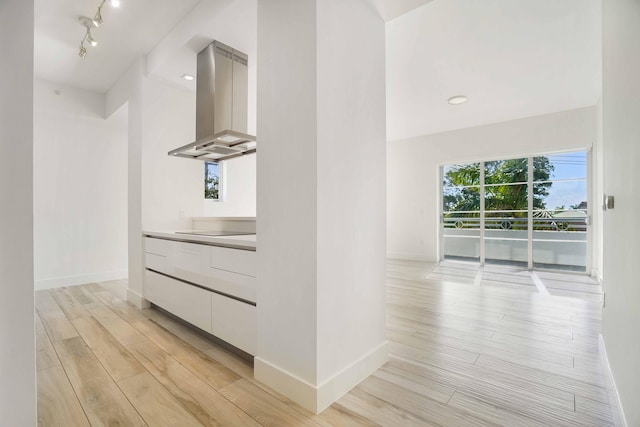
[78,0,120,58]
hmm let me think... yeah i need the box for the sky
[542,152,587,210]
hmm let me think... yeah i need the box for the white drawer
[210,246,256,277]
[144,237,171,256]
[204,269,256,304]
[170,241,211,284]
[145,253,166,273]
[145,270,212,334]
[211,293,256,355]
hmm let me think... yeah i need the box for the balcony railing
[442,211,588,270]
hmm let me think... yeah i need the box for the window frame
[439,150,590,272]
[204,161,223,201]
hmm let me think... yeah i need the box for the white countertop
[191,217,256,221]
[143,230,256,250]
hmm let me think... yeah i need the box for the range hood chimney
[169,41,256,162]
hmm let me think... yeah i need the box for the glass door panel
[484,158,529,267]
[442,163,480,262]
[532,153,587,271]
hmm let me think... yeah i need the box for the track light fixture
[86,31,98,47]
[77,0,119,58]
[78,43,87,59]
[92,7,103,27]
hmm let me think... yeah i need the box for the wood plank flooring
[427,260,603,302]
[36,262,613,426]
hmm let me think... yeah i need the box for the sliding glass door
[442,163,481,262]
[532,152,588,271]
[483,158,529,267]
[441,151,589,272]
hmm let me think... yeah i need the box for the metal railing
[443,211,587,232]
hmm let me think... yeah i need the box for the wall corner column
[0,0,36,424]
[256,0,387,413]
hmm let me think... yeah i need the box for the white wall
[387,106,597,262]
[316,0,387,387]
[33,79,128,290]
[593,98,604,280]
[107,60,205,306]
[141,77,202,231]
[256,0,387,413]
[601,0,640,425]
[203,154,256,217]
[256,0,319,404]
[145,0,258,219]
[135,72,257,247]
[0,0,36,423]
[125,60,146,307]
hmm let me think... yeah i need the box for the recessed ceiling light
[448,95,467,105]
[182,74,195,81]
[110,0,120,7]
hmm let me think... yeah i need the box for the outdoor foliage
[205,175,219,199]
[205,162,219,199]
[443,157,554,215]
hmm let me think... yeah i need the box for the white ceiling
[386,0,602,141]
[34,0,201,93]
[33,0,410,95]
[146,0,256,95]
[372,0,433,21]
[35,0,602,141]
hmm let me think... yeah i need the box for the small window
[205,162,221,200]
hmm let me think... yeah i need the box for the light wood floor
[36,261,613,426]
[428,260,604,303]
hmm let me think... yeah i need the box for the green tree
[444,157,553,214]
[205,175,219,199]
[443,162,481,213]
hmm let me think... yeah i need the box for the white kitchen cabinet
[143,235,257,355]
[210,245,256,277]
[145,253,167,273]
[144,237,171,256]
[143,237,256,303]
[144,237,170,273]
[145,270,212,334]
[205,268,256,303]
[211,292,256,355]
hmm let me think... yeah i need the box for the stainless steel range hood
[169,41,256,162]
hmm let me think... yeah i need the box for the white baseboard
[255,341,388,414]
[316,341,389,412]
[386,252,434,262]
[254,357,318,412]
[127,288,150,309]
[34,269,128,290]
[599,334,628,427]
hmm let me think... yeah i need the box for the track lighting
[77,0,120,59]
[92,7,103,27]
[87,31,97,47]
